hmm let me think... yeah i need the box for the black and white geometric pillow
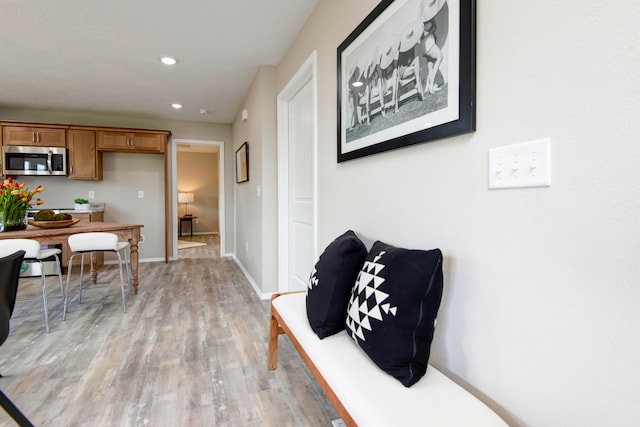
[345,240,443,387]
[306,230,367,339]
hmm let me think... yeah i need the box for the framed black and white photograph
[235,142,249,183]
[337,0,476,162]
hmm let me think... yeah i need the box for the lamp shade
[178,192,194,203]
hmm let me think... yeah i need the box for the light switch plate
[489,138,551,189]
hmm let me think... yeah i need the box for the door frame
[171,138,226,259]
[277,51,318,293]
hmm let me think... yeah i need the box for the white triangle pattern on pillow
[346,251,398,342]
[307,267,319,295]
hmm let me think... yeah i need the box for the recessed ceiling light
[171,103,183,109]
[160,56,178,65]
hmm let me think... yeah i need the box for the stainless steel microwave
[2,145,67,176]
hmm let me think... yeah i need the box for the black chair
[0,250,34,427]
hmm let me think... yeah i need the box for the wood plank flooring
[0,235,338,426]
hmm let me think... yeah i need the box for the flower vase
[1,208,27,232]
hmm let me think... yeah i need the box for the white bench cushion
[273,292,507,427]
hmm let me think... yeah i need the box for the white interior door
[288,80,314,291]
[277,52,317,293]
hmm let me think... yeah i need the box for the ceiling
[0,0,318,124]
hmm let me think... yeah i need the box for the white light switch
[257,185,261,197]
[489,138,551,189]
[88,191,95,199]
[138,190,144,198]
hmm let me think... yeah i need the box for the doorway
[171,139,225,260]
[277,52,318,292]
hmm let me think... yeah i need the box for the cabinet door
[3,126,65,147]
[68,129,102,180]
[97,130,166,153]
[73,212,92,224]
[3,127,35,145]
[97,131,132,150]
[36,128,66,147]
[132,133,166,153]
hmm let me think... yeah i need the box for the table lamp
[178,192,194,216]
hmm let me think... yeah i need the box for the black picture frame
[337,0,476,162]
[235,142,249,183]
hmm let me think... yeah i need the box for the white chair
[0,239,64,333]
[63,232,131,320]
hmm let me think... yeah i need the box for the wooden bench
[268,292,508,427]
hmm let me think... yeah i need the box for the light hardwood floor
[0,235,338,426]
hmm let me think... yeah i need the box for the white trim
[171,138,226,259]
[233,255,272,300]
[277,51,318,293]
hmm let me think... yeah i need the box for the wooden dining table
[0,222,144,294]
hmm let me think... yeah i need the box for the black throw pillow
[345,240,443,387]
[306,230,367,338]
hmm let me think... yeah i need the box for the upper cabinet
[2,125,66,147]
[97,131,166,154]
[67,128,103,180]
[0,121,170,182]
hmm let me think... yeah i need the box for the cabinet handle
[37,132,41,143]
[32,131,35,143]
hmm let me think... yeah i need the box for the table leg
[130,242,139,295]
[90,252,98,284]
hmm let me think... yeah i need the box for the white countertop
[60,208,104,213]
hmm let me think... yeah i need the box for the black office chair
[0,250,35,427]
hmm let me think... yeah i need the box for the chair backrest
[68,232,118,252]
[0,250,26,347]
[0,239,41,259]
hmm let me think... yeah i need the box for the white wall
[267,0,640,425]
[232,66,278,293]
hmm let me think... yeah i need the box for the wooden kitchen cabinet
[97,130,166,153]
[73,211,104,223]
[67,129,103,180]
[2,125,66,147]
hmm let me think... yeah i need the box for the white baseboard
[232,255,272,300]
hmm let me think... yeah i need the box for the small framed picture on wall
[235,142,249,183]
